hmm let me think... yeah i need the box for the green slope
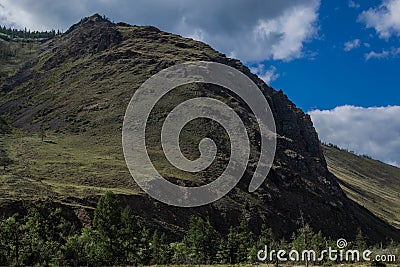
[0,38,43,87]
[323,144,400,229]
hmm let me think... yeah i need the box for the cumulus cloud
[0,0,321,62]
[344,39,360,51]
[250,64,280,84]
[252,3,320,61]
[309,105,400,167]
[358,0,400,39]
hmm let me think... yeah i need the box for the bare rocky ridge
[0,14,399,243]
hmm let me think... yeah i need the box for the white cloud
[344,39,361,51]
[250,64,280,84]
[358,0,400,39]
[252,3,320,61]
[0,3,18,27]
[349,0,360,9]
[0,0,321,63]
[309,105,400,167]
[364,50,390,60]
[364,47,400,60]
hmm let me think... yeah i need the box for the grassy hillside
[323,144,400,229]
[0,131,138,202]
[0,39,43,87]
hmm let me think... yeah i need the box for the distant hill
[0,14,399,243]
[323,144,400,229]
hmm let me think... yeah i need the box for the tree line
[322,141,373,159]
[0,26,61,41]
[0,191,398,266]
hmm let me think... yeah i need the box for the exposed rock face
[0,15,399,243]
[43,13,122,70]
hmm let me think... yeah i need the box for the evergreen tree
[226,226,240,264]
[236,218,255,263]
[0,214,23,266]
[120,206,146,265]
[248,244,259,263]
[20,205,71,266]
[355,228,367,251]
[183,216,218,264]
[215,240,229,264]
[149,230,170,264]
[62,232,88,266]
[257,224,275,263]
[92,191,123,265]
[39,123,47,142]
[170,242,188,264]
[291,223,315,266]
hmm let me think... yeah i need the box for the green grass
[0,26,251,209]
[0,131,140,206]
[323,144,400,229]
[0,39,42,87]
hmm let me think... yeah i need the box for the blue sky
[0,0,399,166]
[267,0,400,111]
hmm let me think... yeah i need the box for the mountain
[0,14,399,243]
[323,144,400,229]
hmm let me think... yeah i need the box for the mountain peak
[65,13,114,34]
[50,14,122,59]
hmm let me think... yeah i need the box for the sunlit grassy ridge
[323,144,400,229]
[0,131,139,205]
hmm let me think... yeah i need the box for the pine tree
[0,214,22,266]
[226,226,239,264]
[183,216,218,264]
[291,223,315,266]
[311,230,327,265]
[39,123,46,142]
[92,191,123,265]
[149,230,170,264]
[119,207,145,265]
[215,240,229,264]
[236,218,255,263]
[355,228,367,251]
[258,224,275,263]
[170,242,188,264]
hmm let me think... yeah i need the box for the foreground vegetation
[0,191,398,266]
